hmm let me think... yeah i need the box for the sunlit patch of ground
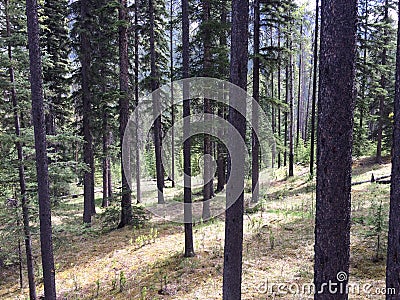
[0,157,392,299]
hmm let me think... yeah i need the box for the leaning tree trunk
[251,0,260,203]
[118,0,133,227]
[182,0,195,257]
[385,2,400,297]
[223,0,249,298]
[7,0,37,297]
[26,0,57,297]
[314,0,357,299]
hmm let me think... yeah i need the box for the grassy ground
[0,156,392,299]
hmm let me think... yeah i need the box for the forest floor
[0,156,393,299]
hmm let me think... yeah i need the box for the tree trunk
[182,0,195,257]
[314,0,357,298]
[81,0,95,223]
[310,0,319,177]
[7,0,37,297]
[118,0,133,227]
[288,20,294,177]
[150,0,165,204]
[296,21,303,148]
[26,0,57,296]
[202,0,212,220]
[251,0,260,203]
[386,2,400,296]
[170,0,175,188]
[223,0,248,298]
[134,0,141,204]
[376,0,389,164]
[102,113,110,208]
[277,26,282,169]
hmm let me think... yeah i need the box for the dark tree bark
[251,0,260,203]
[385,2,400,297]
[81,0,95,224]
[216,105,226,192]
[277,26,282,169]
[134,0,141,204]
[102,118,110,208]
[288,20,294,177]
[26,0,57,297]
[182,0,195,257]
[296,21,303,148]
[150,0,165,204]
[118,0,133,227]
[216,4,227,192]
[170,0,175,188]
[313,0,357,299]
[376,0,389,164]
[284,37,289,168]
[222,0,249,298]
[202,0,212,220]
[7,0,37,297]
[310,0,319,176]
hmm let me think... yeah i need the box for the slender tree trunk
[150,0,165,204]
[251,0,260,203]
[118,0,133,227]
[7,1,37,297]
[102,112,109,208]
[296,21,303,148]
[26,0,57,296]
[182,0,195,257]
[376,0,389,164]
[170,0,175,188]
[359,0,368,143]
[223,0,249,298]
[386,2,400,296]
[202,0,212,219]
[134,0,141,204]
[284,36,289,168]
[216,4,227,192]
[217,105,226,192]
[310,0,319,176]
[288,20,294,177]
[313,0,357,298]
[81,0,95,223]
[277,27,282,169]
[304,40,313,142]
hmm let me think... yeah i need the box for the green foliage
[99,203,148,231]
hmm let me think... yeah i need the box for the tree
[26,0,57,297]
[309,0,319,176]
[201,0,212,220]
[313,0,357,298]
[81,0,95,224]
[6,0,36,297]
[182,0,195,258]
[149,0,165,204]
[222,0,249,298]
[252,0,260,203]
[118,0,133,227]
[134,0,141,203]
[385,1,400,296]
